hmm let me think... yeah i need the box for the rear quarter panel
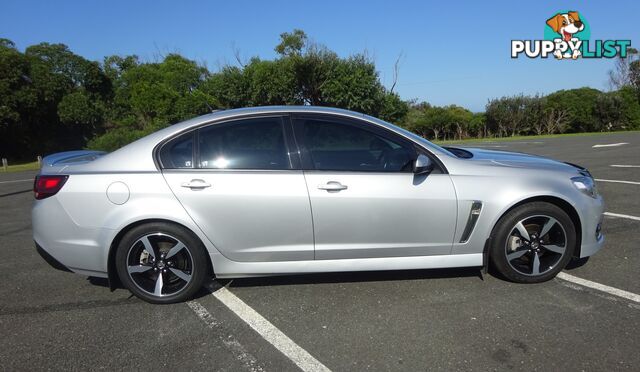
[53,172,222,271]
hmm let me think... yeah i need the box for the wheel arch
[107,218,214,291]
[490,195,583,259]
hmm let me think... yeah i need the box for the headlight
[571,176,598,198]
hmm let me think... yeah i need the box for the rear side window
[198,117,291,170]
[299,118,414,172]
[159,133,194,168]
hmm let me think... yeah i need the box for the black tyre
[115,222,209,304]
[490,202,576,283]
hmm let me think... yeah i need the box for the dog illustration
[546,11,585,59]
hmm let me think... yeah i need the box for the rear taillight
[34,175,69,200]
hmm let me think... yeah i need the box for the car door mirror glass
[413,154,434,175]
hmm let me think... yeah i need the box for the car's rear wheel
[115,222,208,303]
[490,202,576,283]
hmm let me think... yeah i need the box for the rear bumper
[35,242,72,272]
[32,196,112,278]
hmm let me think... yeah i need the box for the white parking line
[212,286,331,372]
[0,178,32,184]
[604,212,640,221]
[595,178,640,185]
[186,300,218,328]
[610,165,640,168]
[186,300,266,372]
[557,272,640,304]
[592,143,629,148]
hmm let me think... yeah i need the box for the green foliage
[244,58,300,105]
[1,40,112,160]
[275,29,308,56]
[2,30,640,159]
[86,127,149,152]
[57,90,104,129]
[545,88,600,132]
[617,86,640,129]
[401,103,474,140]
[403,86,640,141]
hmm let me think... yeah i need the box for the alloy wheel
[126,233,194,297]
[504,215,568,276]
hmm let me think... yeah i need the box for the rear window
[159,132,194,168]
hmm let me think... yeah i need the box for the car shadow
[0,189,31,198]
[565,257,590,270]
[88,267,485,301]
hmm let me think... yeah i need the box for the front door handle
[317,181,348,192]
[181,179,211,190]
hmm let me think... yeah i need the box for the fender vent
[460,201,483,243]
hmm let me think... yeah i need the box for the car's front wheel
[115,222,209,303]
[490,202,576,283]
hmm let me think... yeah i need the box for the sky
[1,0,638,112]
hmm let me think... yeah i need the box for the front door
[293,114,457,260]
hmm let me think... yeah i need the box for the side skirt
[211,252,484,279]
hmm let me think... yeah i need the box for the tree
[274,29,307,56]
[446,105,473,140]
[0,40,34,159]
[5,30,640,160]
[595,92,624,131]
[469,113,486,138]
[57,90,105,137]
[485,97,512,137]
[201,65,249,108]
[609,48,639,89]
[541,107,569,134]
[545,88,601,132]
[617,86,640,129]
[0,40,113,159]
[89,54,214,151]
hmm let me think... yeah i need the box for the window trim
[291,113,420,173]
[156,114,301,171]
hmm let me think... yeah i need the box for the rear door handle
[317,181,348,192]
[181,179,211,190]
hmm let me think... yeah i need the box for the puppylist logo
[511,11,632,60]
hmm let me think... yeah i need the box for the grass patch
[2,161,40,173]
[434,130,640,145]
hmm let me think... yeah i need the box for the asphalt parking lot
[1,132,639,371]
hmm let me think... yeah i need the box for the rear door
[293,114,458,260]
[161,115,314,262]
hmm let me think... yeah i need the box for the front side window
[198,117,291,170]
[299,118,414,172]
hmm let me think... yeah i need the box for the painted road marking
[595,179,640,185]
[604,212,640,221]
[610,164,640,168]
[0,178,32,184]
[186,300,218,328]
[186,300,266,372]
[592,143,629,148]
[212,286,331,372]
[557,272,640,304]
[466,145,507,148]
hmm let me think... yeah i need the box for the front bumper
[577,194,605,258]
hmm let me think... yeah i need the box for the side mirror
[413,154,434,175]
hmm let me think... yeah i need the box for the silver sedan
[32,106,605,303]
